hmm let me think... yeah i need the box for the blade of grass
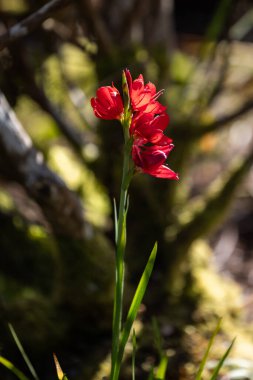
[113,242,157,380]
[156,355,169,380]
[200,0,233,58]
[119,242,157,355]
[53,354,69,380]
[8,323,39,380]
[111,193,128,379]
[175,0,232,114]
[209,338,235,380]
[195,318,222,380]
[148,367,155,380]
[152,318,163,358]
[0,356,30,380]
[132,329,136,380]
[113,198,118,243]
[151,318,168,380]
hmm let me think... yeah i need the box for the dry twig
[0,0,71,50]
[174,98,253,139]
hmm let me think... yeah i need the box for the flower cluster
[91,69,178,180]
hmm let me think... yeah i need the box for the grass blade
[132,329,137,380]
[0,356,30,380]
[8,323,39,380]
[113,243,157,380]
[53,354,69,380]
[201,0,232,58]
[195,318,222,380]
[148,367,155,380]
[119,242,157,355]
[209,338,235,380]
[152,318,163,358]
[113,198,118,243]
[156,355,169,380]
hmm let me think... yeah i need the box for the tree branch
[173,97,253,139]
[120,0,146,42]
[76,0,114,57]
[0,0,71,51]
[0,91,86,238]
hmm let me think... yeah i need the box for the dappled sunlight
[0,0,253,379]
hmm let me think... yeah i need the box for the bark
[0,91,85,238]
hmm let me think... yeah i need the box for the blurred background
[0,0,253,379]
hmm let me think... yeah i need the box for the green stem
[110,132,133,380]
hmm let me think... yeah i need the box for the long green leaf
[111,197,128,376]
[8,323,39,380]
[152,318,163,358]
[0,356,30,380]
[156,355,168,380]
[113,243,157,380]
[113,198,118,243]
[200,0,232,58]
[132,329,137,380]
[209,338,235,380]
[148,367,155,380]
[195,319,222,380]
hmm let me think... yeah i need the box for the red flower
[91,69,179,180]
[130,112,172,145]
[125,69,166,114]
[132,139,178,179]
[91,85,124,120]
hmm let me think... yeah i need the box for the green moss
[40,55,66,104]
[170,51,195,84]
[35,46,98,130]
[27,224,48,240]
[59,43,97,91]
[15,96,59,146]
[0,189,14,211]
[0,213,57,295]
[0,0,27,12]
[189,240,241,317]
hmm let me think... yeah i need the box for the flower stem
[110,124,133,380]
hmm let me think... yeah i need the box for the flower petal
[143,165,179,179]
